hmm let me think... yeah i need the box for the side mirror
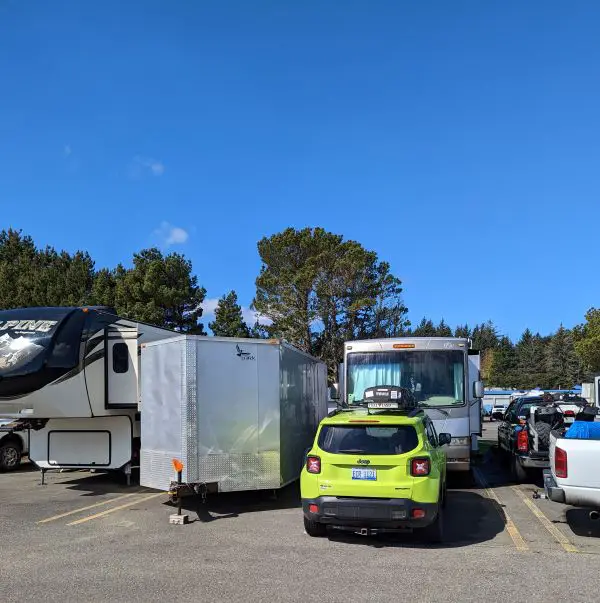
[473,381,484,399]
[492,411,504,421]
[438,433,452,446]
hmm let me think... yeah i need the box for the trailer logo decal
[236,345,255,361]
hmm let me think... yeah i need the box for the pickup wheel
[303,516,327,537]
[0,439,22,472]
[511,455,527,483]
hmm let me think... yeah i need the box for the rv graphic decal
[0,320,58,334]
[0,333,45,370]
[236,345,255,361]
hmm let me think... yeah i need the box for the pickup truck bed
[544,422,600,509]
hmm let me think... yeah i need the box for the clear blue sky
[2,1,599,340]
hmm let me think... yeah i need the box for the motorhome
[340,337,483,472]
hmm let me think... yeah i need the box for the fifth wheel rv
[0,306,173,479]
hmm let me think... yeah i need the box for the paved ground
[1,420,599,602]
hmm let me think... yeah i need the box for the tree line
[1,227,599,387]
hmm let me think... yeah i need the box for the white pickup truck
[0,419,29,472]
[543,408,600,518]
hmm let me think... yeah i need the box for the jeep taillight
[306,456,321,474]
[517,430,528,453]
[410,458,430,476]
[555,447,568,478]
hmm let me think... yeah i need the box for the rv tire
[0,439,22,472]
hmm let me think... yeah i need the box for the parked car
[544,407,600,517]
[489,404,507,422]
[0,419,29,471]
[495,396,561,481]
[300,385,451,542]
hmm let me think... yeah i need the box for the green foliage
[209,291,250,338]
[574,308,600,373]
[0,229,206,333]
[253,227,408,381]
[411,318,437,337]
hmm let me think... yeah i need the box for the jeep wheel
[0,440,22,472]
[303,516,327,537]
[420,508,444,544]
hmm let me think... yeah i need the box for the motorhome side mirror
[473,381,484,399]
[438,433,452,446]
[492,411,504,421]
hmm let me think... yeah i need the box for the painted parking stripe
[511,486,579,553]
[473,468,529,552]
[37,492,143,524]
[67,492,164,525]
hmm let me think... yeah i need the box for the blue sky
[1,2,599,339]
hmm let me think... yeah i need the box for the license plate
[352,468,377,481]
[564,417,574,423]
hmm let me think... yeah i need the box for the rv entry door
[105,327,139,408]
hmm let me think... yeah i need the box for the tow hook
[357,528,377,536]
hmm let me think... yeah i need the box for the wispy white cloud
[154,221,189,247]
[130,155,165,179]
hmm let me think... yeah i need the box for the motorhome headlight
[450,437,470,446]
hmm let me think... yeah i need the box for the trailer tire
[533,422,551,450]
[511,455,527,483]
[303,516,327,537]
[0,438,22,472]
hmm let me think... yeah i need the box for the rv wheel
[0,440,22,472]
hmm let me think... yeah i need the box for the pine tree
[515,329,548,389]
[436,319,452,337]
[454,324,472,338]
[545,325,582,388]
[489,336,518,387]
[412,318,437,337]
[209,291,250,338]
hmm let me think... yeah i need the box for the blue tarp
[565,421,600,440]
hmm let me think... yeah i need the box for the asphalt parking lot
[2,422,599,603]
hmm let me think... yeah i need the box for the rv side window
[113,343,129,374]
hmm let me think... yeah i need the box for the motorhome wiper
[419,406,449,417]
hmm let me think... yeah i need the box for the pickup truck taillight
[555,447,568,478]
[517,430,528,453]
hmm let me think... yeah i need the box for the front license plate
[352,468,377,481]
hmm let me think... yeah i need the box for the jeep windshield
[318,425,419,455]
[347,350,465,407]
[0,308,86,397]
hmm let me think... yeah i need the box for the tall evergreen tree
[545,325,582,388]
[436,319,452,337]
[488,336,518,387]
[515,329,548,389]
[209,291,250,338]
[454,324,472,338]
[412,318,437,337]
[574,308,600,373]
[112,248,206,333]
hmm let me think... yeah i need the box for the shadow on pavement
[327,490,505,549]
[564,508,600,539]
[168,480,302,523]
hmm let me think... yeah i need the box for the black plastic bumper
[302,497,439,529]
[543,469,566,504]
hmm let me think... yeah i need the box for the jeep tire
[303,516,327,537]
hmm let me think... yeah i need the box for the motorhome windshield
[0,308,86,397]
[347,350,465,407]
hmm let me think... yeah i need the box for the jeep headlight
[450,437,470,446]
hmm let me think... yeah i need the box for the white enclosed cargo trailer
[139,336,327,493]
